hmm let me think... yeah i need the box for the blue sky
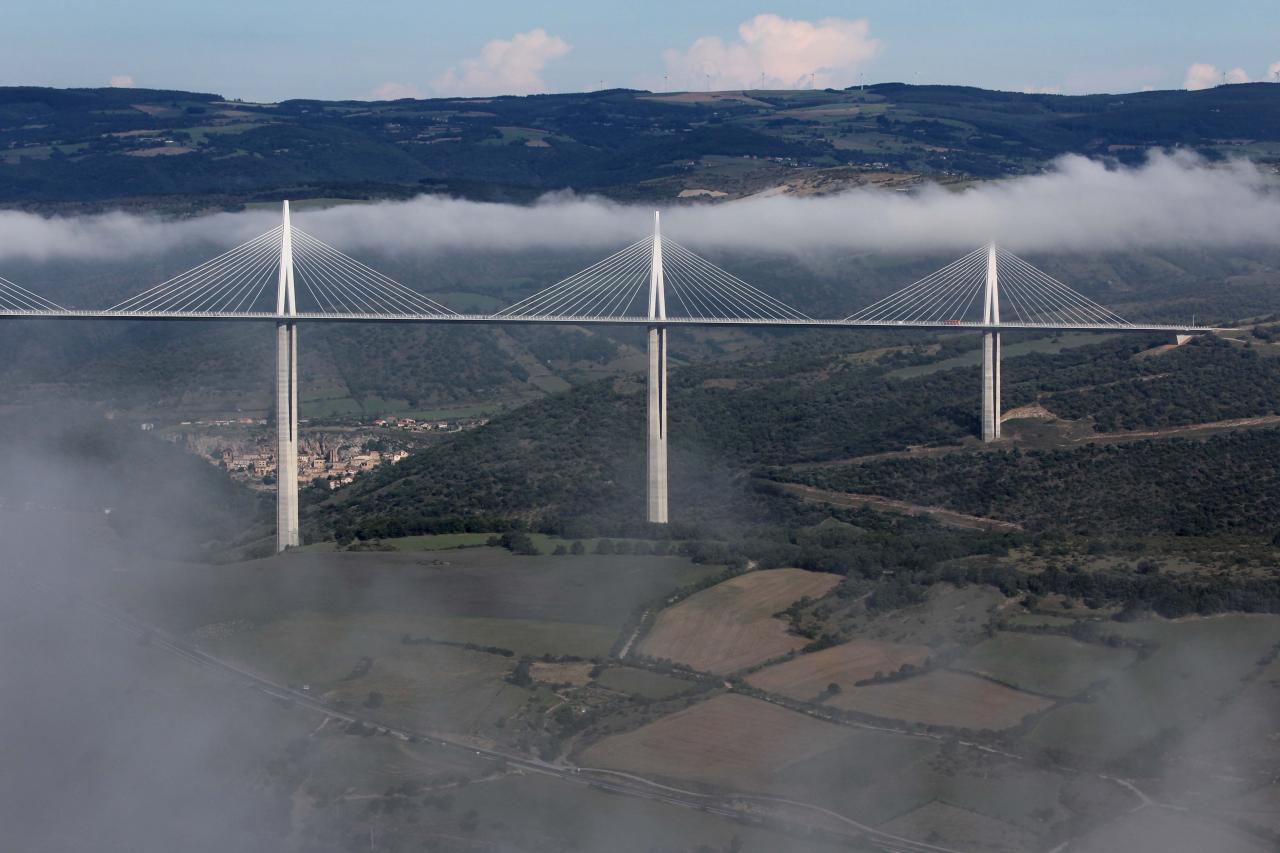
[3,1,1278,100]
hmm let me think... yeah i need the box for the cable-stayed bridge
[0,202,1220,550]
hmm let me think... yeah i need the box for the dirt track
[774,482,1022,532]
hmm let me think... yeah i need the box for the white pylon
[647,211,669,524]
[981,242,1001,442]
[275,201,300,550]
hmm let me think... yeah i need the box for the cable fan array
[0,276,64,311]
[108,226,457,316]
[845,245,1131,327]
[495,236,810,321]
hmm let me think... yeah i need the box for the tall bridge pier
[981,243,1002,442]
[275,201,300,550]
[647,212,669,524]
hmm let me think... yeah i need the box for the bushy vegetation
[797,429,1280,536]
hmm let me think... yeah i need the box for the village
[155,414,488,491]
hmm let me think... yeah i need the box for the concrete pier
[647,325,668,523]
[981,243,1002,442]
[982,330,1001,441]
[275,320,300,549]
[646,211,669,523]
[275,200,300,550]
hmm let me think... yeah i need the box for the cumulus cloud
[663,14,880,90]
[1184,63,1219,90]
[108,74,135,88]
[2,152,1278,270]
[433,28,570,97]
[1184,63,1251,90]
[368,81,424,101]
[1268,61,1280,82]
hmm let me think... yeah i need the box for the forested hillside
[307,331,1280,541]
[4,82,1279,208]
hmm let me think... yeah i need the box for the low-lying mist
[1,152,1277,267]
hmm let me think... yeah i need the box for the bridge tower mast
[275,200,300,550]
[647,211,669,523]
[981,243,1001,442]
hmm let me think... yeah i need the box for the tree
[508,657,534,687]
[570,540,585,555]
[553,544,567,555]
[499,531,538,555]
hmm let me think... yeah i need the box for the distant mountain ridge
[2,82,1278,209]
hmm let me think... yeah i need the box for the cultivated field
[109,548,718,663]
[637,568,841,673]
[877,800,1039,853]
[1025,614,1280,761]
[529,660,594,686]
[579,693,865,789]
[957,632,1137,697]
[1071,806,1273,853]
[440,774,854,853]
[201,611,527,732]
[596,666,693,699]
[747,639,931,699]
[829,670,1054,730]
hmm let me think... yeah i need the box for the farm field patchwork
[829,669,1054,730]
[637,568,841,673]
[747,639,931,699]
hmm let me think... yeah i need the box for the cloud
[2,152,1279,272]
[1184,63,1251,90]
[433,28,570,97]
[368,81,424,101]
[108,74,135,88]
[1021,85,1062,95]
[1268,61,1280,82]
[662,14,880,90]
[1183,63,1219,90]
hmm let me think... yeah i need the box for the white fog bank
[0,151,1277,264]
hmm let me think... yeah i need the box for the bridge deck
[0,309,1222,334]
